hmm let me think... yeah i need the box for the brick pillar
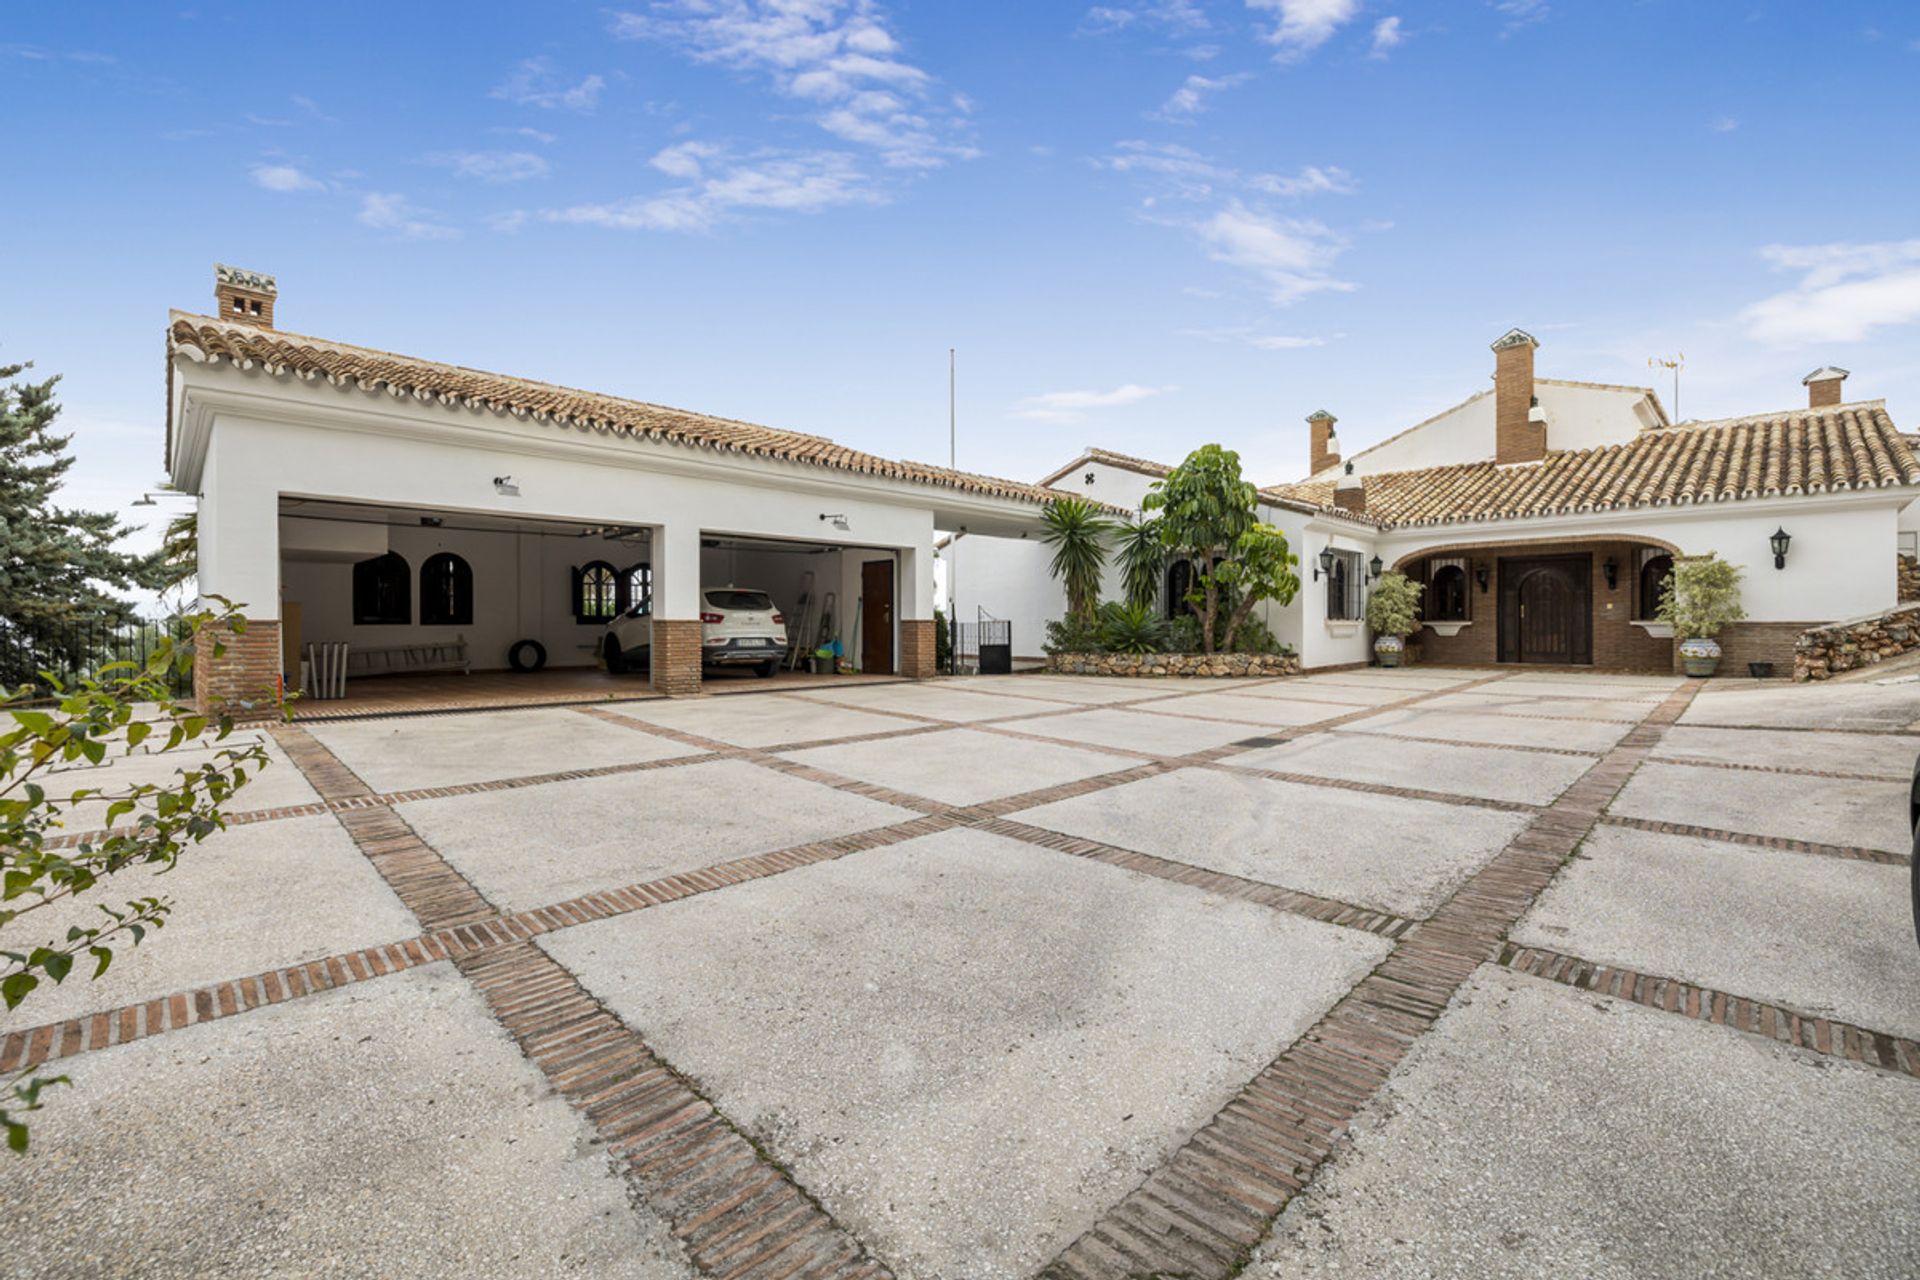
[900,620,937,679]
[1492,328,1545,464]
[649,620,703,696]
[193,618,283,718]
[1804,367,1849,408]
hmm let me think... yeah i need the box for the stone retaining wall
[1045,652,1302,678]
[1794,603,1920,681]
[1900,555,1920,603]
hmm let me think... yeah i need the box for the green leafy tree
[1658,554,1746,640]
[1096,600,1170,654]
[1117,518,1164,610]
[1365,571,1424,640]
[1142,446,1299,653]
[0,362,160,687]
[1,610,270,1152]
[1040,496,1116,623]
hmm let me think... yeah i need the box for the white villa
[947,329,1920,675]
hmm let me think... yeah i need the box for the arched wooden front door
[1497,555,1592,664]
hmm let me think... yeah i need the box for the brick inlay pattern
[1597,814,1914,867]
[457,941,892,1280]
[1500,944,1920,1078]
[1035,681,1701,1280]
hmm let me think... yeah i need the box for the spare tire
[507,639,548,673]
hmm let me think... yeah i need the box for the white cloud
[1194,201,1353,304]
[1185,327,1327,349]
[1369,16,1404,57]
[539,147,881,233]
[1709,114,1738,133]
[1740,239,1920,344]
[1012,383,1174,423]
[1248,164,1355,197]
[250,163,323,192]
[610,1,974,169]
[358,192,461,240]
[491,58,605,112]
[1492,0,1549,32]
[493,125,559,144]
[1248,0,1361,58]
[1080,2,1209,35]
[426,150,550,183]
[1151,72,1251,121]
[1103,141,1354,203]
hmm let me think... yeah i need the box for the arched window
[1326,554,1352,621]
[1429,564,1469,622]
[1164,559,1194,620]
[352,552,410,625]
[420,553,473,626]
[574,561,618,624]
[1638,554,1674,620]
[620,563,652,615]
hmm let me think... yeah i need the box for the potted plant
[1365,570,1423,668]
[1659,554,1746,677]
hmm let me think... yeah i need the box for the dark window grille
[620,563,652,615]
[575,561,618,623]
[353,552,410,625]
[1327,550,1362,621]
[420,552,473,626]
[1429,564,1469,621]
[1637,554,1674,620]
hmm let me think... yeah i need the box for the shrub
[933,608,952,673]
[1043,613,1103,655]
[1165,614,1201,654]
[1659,554,1746,641]
[1228,613,1284,655]
[1040,497,1117,624]
[1097,601,1170,654]
[1365,571,1424,640]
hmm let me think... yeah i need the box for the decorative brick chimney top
[214,263,276,328]
[1802,366,1850,409]
[1491,328,1544,465]
[1307,409,1340,475]
[1333,460,1365,514]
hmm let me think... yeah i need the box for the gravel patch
[1228,732,1594,806]
[1608,760,1909,853]
[1653,724,1920,778]
[776,727,1135,805]
[1338,706,1631,752]
[601,693,924,748]
[1009,706,1271,756]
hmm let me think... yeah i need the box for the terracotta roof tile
[166,313,1082,508]
[1268,401,1918,529]
[1036,447,1175,487]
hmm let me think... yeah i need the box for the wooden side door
[861,559,894,674]
[1498,556,1592,664]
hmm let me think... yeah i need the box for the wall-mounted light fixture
[1474,565,1490,593]
[493,475,520,497]
[820,512,851,532]
[1369,554,1384,581]
[1770,526,1791,569]
[1314,546,1336,581]
[1602,556,1618,589]
[420,516,444,528]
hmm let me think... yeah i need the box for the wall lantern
[819,512,851,532]
[1474,565,1490,593]
[1315,546,1337,581]
[1602,556,1619,589]
[492,475,520,497]
[1770,527,1791,569]
[1369,554,1384,581]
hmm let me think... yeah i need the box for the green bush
[1043,614,1103,655]
[1659,554,1746,640]
[933,608,952,673]
[1228,613,1284,655]
[1365,571,1423,640]
[1097,601,1170,654]
[1165,614,1202,655]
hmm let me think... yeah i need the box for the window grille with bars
[1326,549,1363,621]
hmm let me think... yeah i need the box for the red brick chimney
[1802,366,1849,409]
[1492,328,1544,464]
[1333,462,1365,515]
[1308,409,1340,475]
[215,263,276,328]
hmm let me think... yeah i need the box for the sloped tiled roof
[166,313,1081,507]
[1269,401,1918,529]
[1036,447,1176,487]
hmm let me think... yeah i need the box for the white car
[602,587,788,678]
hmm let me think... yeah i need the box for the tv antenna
[1647,352,1685,421]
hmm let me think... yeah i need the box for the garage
[168,266,1063,715]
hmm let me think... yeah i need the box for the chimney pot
[1802,366,1849,409]
[214,263,277,328]
[1307,409,1340,475]
[1491,328,1545,464]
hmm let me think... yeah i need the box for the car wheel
[1911,821,1920,948]
[754,660,777,678]
[603,639,626,674]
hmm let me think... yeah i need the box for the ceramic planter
[1374,635,1405,668]
[1679,636,1721,678]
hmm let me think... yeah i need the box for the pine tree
[0,361,158,686]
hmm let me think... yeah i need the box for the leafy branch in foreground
[1,607,274,1151]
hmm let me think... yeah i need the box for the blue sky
[6,1,1920,552]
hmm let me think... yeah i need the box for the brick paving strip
[1034,680,1704,1280]
[1595,813,1913,867]
[1498,944,1920,1078]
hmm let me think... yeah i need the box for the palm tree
[1117,517,1164,610]
[1040,496,1116,623]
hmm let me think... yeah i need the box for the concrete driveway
[3,667,1915,1279]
